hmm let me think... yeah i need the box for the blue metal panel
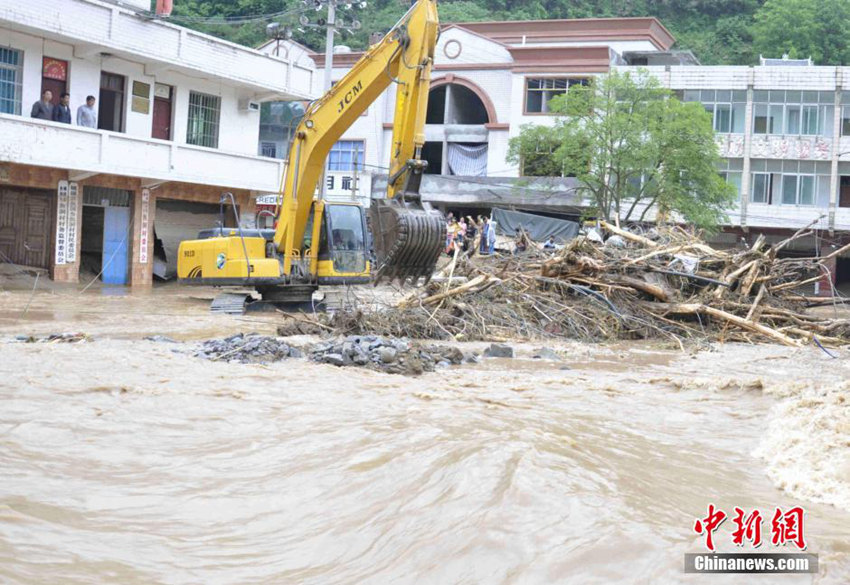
[102,206,130,285]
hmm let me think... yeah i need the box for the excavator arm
[274,0,445,283]
[176,0,444,300]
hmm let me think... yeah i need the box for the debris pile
[309,335,478,375]
[194,333,478,375]
[332,220,850,347]
[195,333,303,363]
[13,333,90,343]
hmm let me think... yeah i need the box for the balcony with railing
[0,0,314,99]
[0,113,286,191]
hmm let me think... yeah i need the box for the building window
[840,93,850,136]
[752,90,833,137]
[261,142,277,158]
[525,77,588,114]
[750,159,830,206]
[327,140,364,171]
[751,172,770,203]
[187,91,221,148]
[0,47,22,115]
[684,90,746,133]
[718,158,743,195]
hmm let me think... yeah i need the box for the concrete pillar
[52,179,82,283]
[129,187,154,287]
[739,73,755,231]
[829,77,842,233]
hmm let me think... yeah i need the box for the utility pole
[319,1,336,200]
[299,0,366,199]
[323,1,336,94]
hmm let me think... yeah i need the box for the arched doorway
[424,77,494,176]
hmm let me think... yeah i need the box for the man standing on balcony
[77,96,97,128]
[30,90,53,120]
[52,93,72,124]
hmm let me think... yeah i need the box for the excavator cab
[310,202,371,284]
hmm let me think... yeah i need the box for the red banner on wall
[42,58,68,81]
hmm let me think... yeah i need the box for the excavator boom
[177,0,445,302]
[274,0,445,283]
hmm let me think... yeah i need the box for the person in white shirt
[76,95,98,128]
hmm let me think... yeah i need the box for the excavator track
[370,199,446,285]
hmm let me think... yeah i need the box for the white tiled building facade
[268,17,850,249]
[261,18,674,211]
[618,64,850,234]
[0,0,313,284]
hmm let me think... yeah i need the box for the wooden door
[152,84,173,140]
[0,189,53,268]
[41,57,68,106]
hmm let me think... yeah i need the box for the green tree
[753,0,850,65]
[161,0,770,61]
[508,71,736,230]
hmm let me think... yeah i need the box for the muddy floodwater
[1,279,850,584]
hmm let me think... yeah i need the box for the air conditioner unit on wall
[240,99,261,113]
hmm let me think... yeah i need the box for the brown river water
[1,276,849,584]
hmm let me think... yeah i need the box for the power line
[166,5,309,25]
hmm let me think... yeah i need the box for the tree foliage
[165,0,850,66]
[160,0,754,64]
[753,0,850,65]
[508,71,736,230]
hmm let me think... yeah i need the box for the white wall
[1,0,313,98]
[2,27,262,156]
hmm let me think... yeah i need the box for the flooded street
[1,280,849,584]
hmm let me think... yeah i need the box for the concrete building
[615,61,850,236]
[264,19,850,289]
[0,0,313,285]
[261,18,677,212]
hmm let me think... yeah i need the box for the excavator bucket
[369,198,446,285]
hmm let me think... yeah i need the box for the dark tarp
[490,208,579,242]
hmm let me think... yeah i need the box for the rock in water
[533,347,561,361]
[379,347,398,364]
[322,353,345,367]
[484,343,514,358]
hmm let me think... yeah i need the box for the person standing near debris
[487,220,497,255]
[514,228,528,254]
[479,217,489,255]
[543,235,557,249]
[457,217,467,252]
[446,217,461,255]
[465,216,477,255]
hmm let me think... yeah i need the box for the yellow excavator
[177,0,446,307]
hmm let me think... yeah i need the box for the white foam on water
[756,380,850,512]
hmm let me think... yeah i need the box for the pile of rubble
[194,333,303,363]
[309,335,478,375]
[332,220,850,347]
[13,332,90,343]
[193,332,480,375]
